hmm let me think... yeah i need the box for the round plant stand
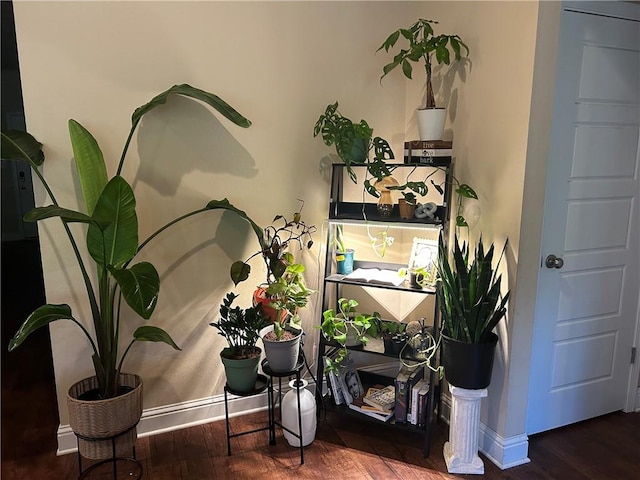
[74,424,142,479]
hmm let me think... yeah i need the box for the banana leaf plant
[2,84,264,399]
[435,233,510,344]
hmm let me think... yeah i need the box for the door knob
[545,254,564,269]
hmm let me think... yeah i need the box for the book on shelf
[410,379,430,425]
[404,140,453,149]
[404,155,453,166]
[343,268,405,287]
[324,354,345,405]
[416,382,431,428]
[348,395,395,422]
[337,352,364,405]
[363,385,396,412]
[403,148,452,157]
[394,363,424,424]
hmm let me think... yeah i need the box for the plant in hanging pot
[2,84,258,459]
[210,292,270,393]
[378,18,470,141]
[435,233,510,389]
[231,202,316,373]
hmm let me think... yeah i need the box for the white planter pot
[417,108,446,141]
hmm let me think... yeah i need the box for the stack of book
[394,363,424,424]
[403,140,452,165]
[348,385,395,422]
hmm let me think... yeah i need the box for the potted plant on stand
[210,292,270,393]
[231,203,316,373]
[435,232,510,474]
[2,84,259,463]
[378,18,470,141]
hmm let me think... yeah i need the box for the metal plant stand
[75,424,142,479]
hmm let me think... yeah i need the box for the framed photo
[408,237,438,283]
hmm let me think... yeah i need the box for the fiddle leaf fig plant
[378,18,470,109]
[3,84,260,399]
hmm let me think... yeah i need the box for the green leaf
[131,84,251,130]
[87,176,138,268]
[24,205,102,227]
[109,262,160,320]
[205,199,265,250]
[456,216,468,227]
[230,261,251,286]
[8,304,72,351]
[1,130,44,167]
[456,184,478,199]
[68,120,108,215]
[133,326,181,350]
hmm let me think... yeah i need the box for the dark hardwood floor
[2,239,640,479]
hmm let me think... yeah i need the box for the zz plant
[3,84,263,399]
[436,233,510,343]
[211,292,270,359]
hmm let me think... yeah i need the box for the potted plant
[2,84,259,460]
[378,18,470,141]
[231,202,316,373]
[210,292,270,393]
[318,298,374,372]
[435,233,510,389]
[376,319,407,356]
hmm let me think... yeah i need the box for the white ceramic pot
[417,108,446,141]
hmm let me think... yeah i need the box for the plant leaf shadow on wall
[134,95,257,197]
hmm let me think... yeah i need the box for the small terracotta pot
[398,199,416,220]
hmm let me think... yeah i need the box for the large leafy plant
[436,233,510,343]
[2,84,263,399]
[378,18,470,109]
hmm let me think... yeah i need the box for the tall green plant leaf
[8,304,72,351]
[68,120,108,215]
[109,262,160,320]
[131,84,251,130]
[133,326,180,350]
[87,176,138,268]
[1,130,44,167]
[205,199,264,248]
[24,205,104,227]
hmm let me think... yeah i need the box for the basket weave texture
[67,373,143,460]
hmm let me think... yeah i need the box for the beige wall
[13,0,555,454]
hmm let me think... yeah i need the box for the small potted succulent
[378,18,470,141]
[231,202,316,373]
[210,292,270,393]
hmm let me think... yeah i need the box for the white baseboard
[439,391,530,470]
[57,381,311,456]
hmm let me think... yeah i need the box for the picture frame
[408,237,438,285]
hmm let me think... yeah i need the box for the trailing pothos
[3,84,262,399]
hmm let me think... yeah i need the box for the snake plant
[436,233,510,343]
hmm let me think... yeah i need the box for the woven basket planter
[67,373,143,460]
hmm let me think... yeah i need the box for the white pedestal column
[443,385,487,474]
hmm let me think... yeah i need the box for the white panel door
[527,3,640,434]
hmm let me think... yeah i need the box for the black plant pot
[441,332,498,389]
